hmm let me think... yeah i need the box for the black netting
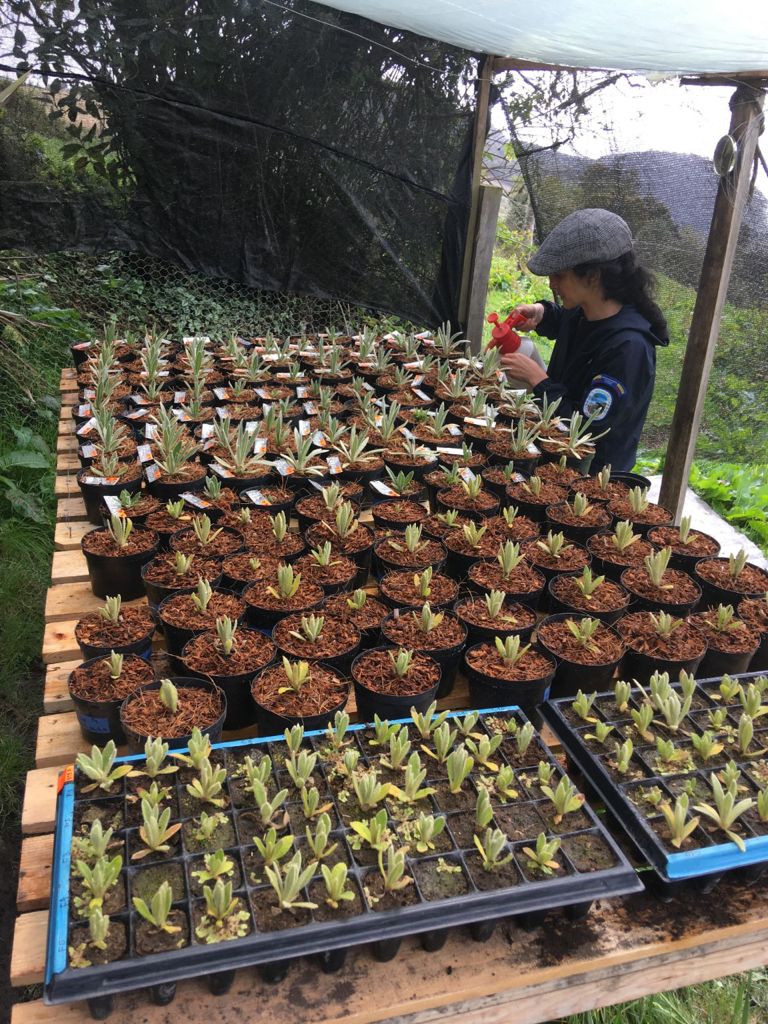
[0,1,479,326]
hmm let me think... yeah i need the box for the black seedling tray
[46,706,641,1013]
[541,671,768,896]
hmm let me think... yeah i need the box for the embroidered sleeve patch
[583,374,626,421]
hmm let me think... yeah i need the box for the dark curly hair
[572,251,668,342]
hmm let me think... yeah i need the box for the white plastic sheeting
[313,0,768,74]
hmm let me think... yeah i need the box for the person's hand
[500,352,548,388]
[512,303,545,332]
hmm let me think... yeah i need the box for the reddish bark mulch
[69,654,154,701]
[305,520,374,555]
[536,619,625,665]
[294,553,357,587]
[380,571,459,608]
[688,611,760,654]
[381,610,466,652]
[437,485,498,515]
[454,597,536,631]
[621,566,701,604]
[121,685,224,737]
[421,511,473,539]
[272,614,360,660]
[547,501,612,530]
[159,591,245,631]
[295,489,361,522]
[142,553,221,587]
[485,514,540,544]
[76,605,154,648]
[353,648,440,696]
[243,532,306,559]
[168,525,243,558]
[550,574,630,613]
[607,497,672,525]
[587,530,654,569]
[243,577,324,612]
[220,553,282,586]
[536,462,582,486]
[182,627,276,675]
[468,560,544,595]
[616,611,707,659]
[82,527,158,557]
[465,643,554,682]
[251,663,348,717]
[506,480,567,507]
[443,527,500,558]
[696,559,768,596]
[647,526,720,558]
[323,591,388,632]
[568,477,629,503]
[153,464,208,486]
[375,536,447,569]
[371,499,427,525]
[523,539,589,572]
[145,508,194,534]
[739,597,768,635]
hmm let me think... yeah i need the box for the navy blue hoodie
[531,301,668,472]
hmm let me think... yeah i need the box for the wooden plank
[659,83,766,520]
[55,474,81,499]
[55,521,91,551]
[42,618,79,665]
[51,549,89,586]
[10,911,49,987]
[44,661,77,713]
[45,583,141,624]
[465,184,503,353]
[60,390,76,406]
[61,367,77,384]
[17,835,55,912]
[57,452,81,475]
[57,434,79,454]
[458,54,495,326]
[21,766,62,835]
[57,498,88,523]
[10,886,768,1011]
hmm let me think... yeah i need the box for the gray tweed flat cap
[528,208,634,275]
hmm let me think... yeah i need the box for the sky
[494,74,768,199]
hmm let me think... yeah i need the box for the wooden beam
[458,55,495,327]
[465,184,503,353]
[659,82,766,520]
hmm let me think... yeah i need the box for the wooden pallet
[10,369,768,1024]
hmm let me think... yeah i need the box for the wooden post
[659,82,766,521]
[465,184,503,352]
[458,55,495,328]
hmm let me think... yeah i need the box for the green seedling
[410,701,449,740]
[660,794,700,849]
[192,515,222,548]
[172,728,212,770]
[494,634,531,667]
[286,749,318,790]
[401,813,446,854]
[279,658,311,694]
[73,855,123,915]
[611,520,640,552]
[541,776,585,824]
[76,741,132,793]
[474,827,514,872]
[376,844,412,893]
[574,566,605,600]
[191,578,213,614]
[614,739,634,775]
[390,752,435,804]
[613,679,632,715]
[571,690,598,722]
[248,778,289,828]
[301,785,333,820]
[349,809,391,852]
[466,733,502,772]
[133,880,182,935]
[422,720,457,765]
[585,721,614,746]
[106,513,133,548]
[321,862,356,909]
[196,879,251,940]
[192,849,236,886]
[352,769,391,811]
[691,731,725,762]
[694,774,755,852]
[305,813,338,863]
[133,800,182,860]
[72,820,114,862]
[252,828,294,872]
[522,833,562,876]
[215,616,238,656]
[446,744,474,793]
[381,726,411,771]
[267,564,302,600]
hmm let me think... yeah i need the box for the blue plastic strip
[46,779,75,983]
[666,832,768,880]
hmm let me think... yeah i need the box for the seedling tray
[45,706,641,1011]
[541,672,768,891]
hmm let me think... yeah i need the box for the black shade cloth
[0,0,480,326]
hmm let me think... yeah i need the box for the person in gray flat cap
[499,208,669,471]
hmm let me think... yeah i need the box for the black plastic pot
[242,589,325,633]
[78,470,143,525]
[378,574,458,613]
[295,500,362,537]
[442,542,495,582]
[146,469,207,502]
[619,567,701,617]
[68,656,153,745]
[620,645,706,687]
[647,531,722,573]
[368,481,427,507]
[697,641,760,680]
[381,453,439,483]
[372,537,447,579]
[546,574,631,626]
[545,503,611,545]
[241,488,295,518]
[158,587,244,658]
[462,641,557,716]
[180,628,276,730]
[370,499,427,532]
[538,445,594,475]
[119,677,226,754]
[466,563,546,612]
[452,598,536,647]
[536,613,626,700]
[77,622,155,663]
[435,491,500,524]
[82,530,160,600]
[350,645,441,721]
[694,558,768,611]
[379,611,466,697]
[611,472,652,490]
[141,563,223,621]
[249,665,349,736]
[528,545,591,612]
